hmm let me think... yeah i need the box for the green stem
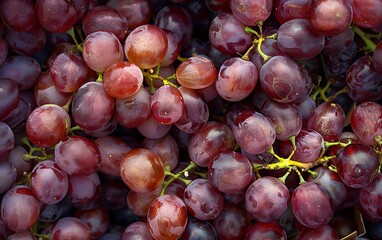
[294,168,307,184]
[307,169,318,178]
[69,125,83,135]
[160,161,197,196]
[278,167,292,184]
[96,72,103,83]
[352,25,377,52]
[67,27,83,52]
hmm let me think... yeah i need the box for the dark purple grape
[307,0,353,36]
[277,18,325,60]
[0,160,16,194]
[72,82,115,131]
[75,207,110,239]
[245,222,287,240]
[346,56,382,102]
[323,27,354,55]
[351,101,382,146]
[296,224,340,240]
[0,78,19,121]
[212,204,250,240]
[5,22,46,56]
[137,114,172,139]
[373,40,382,76]
[121,221,154,240]
[155,5,193,46]
[0,55,41,90]
[184,178,224,220]
[55,135,101,176]
[229,0,273,26]
[35,0,77,33]
[336,143,379,188]
[0,122,14,161]
[188,121,235,167]
[209,13,252,55]
[352,0,382,29]
[67,173,101,209]
[292,182,334,228]
[245,176,290,222]
[209,151,253,194]
[232,109,276,155]
[82,5,128,41]
[0,0,36,32]
[274,0,311,24]
[180,216,218,240]
[260,55,312,103]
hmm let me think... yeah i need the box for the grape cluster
[1,0,382,239]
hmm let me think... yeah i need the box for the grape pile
[1,0,382,239]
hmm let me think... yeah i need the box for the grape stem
[67,27,83,52]
[352,25,377,52]
[241,24,272,62]
[160,161,197,196]
[69,125,83,135]
[278,167,292,184]
[96,72,103,83]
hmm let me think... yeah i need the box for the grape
[100,178,128,210]
[0,55,41,90]
[5,22,46,56]
[245,222,287,240]
[308,167,352,209]
[55,135,101,176]
[279,129,324,163]
[50,217,91,240]
[0,122,14,161]
[307,0,353,36]
[154,5,193,46]
[124,24,168,69]
[161,30,181,67]
[292,182,334,228]
[35,0,77,33]
[30,160,69,204]
[184,178,224,220]
[0,78,19,121]
[229,0,273,26]
[95,136,131,177]
[75,207,110,239]
[0,0,36,32]
[116,86,151,128]
[34,71,73,107]
[26,104,70,147]
[1,185,41,232]
[259,55,312,103]
[277,18,325,60]
[216,57,258,102]
[121,221,154,240]
[209,13,252,54]
[82,5,128,41]
[346,56,382,103]
[0,160,16,194]
[67,173,101,209]
[262,99,302,141]
[351,101,382,146]
[296,224,340,240]
[39,200,73,223]
[126,186,161,217]
[147,194,188,240]
[181,217,218,240]
[273,0,311,24]
[120,148,165,193]
[82,31,124,73]
[5,145,32,181]
[175,86,209,134]
[232,109,276,155]
[50,52,88,93]
[71,82,115,131]
[209,151,253,194]
[352,0,382,29]
[323,27,355,55]
[188,121,235,167]
[137,114,172,139]
[106,0,152,30]
[212,204,250,240]
[8,231,37,240]
[176,55,217,89]
[245,176,290,222]
[103,61,144,99]
[142,134,179,170]
[307,102,346,140]
[151,85,185,124]
[336,143,379,188]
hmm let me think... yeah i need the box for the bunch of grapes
[1,0,382,239]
